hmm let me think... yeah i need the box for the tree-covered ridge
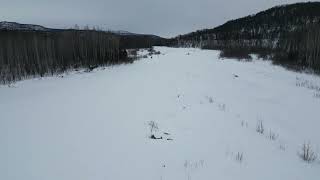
[170,2,320,71]
[178,2,320,41]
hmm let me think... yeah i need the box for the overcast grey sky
[0,0,311,37]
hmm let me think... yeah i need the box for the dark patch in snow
[150,134,162,140]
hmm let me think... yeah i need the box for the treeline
[0,30,124,84]
[119,34,166,49]
[0,29,151,84]
[200,24,320,71]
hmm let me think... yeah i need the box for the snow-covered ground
[1,47,320,180]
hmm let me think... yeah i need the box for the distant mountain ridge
[0,21,50,31]
[0,21,161,38]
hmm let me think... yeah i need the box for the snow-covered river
[1,47,320,180]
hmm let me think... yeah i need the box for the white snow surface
[1,47,320,180]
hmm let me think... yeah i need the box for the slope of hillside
[170,2,320,71]
[176,2,320,42]
[1,47,320,180]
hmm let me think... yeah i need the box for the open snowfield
[1,47,320,180]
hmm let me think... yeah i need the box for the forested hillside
[169,2,320,71]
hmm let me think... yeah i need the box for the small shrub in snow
[279,143,286,151]
[296,78,320,92]
[241,120,248,128]
[148,47,161,56]
[299,142,317,163]
[218,103,226,111]
[314,93,320,98]
[205,96,214,103]
[127,49,138,57]
[154,51,161,55]
[7,83,17,88]
[256,120,264,134]
[148,121,159,134]
[208,97,214,103]
[235,152,244,163]
[184,160,205,171]
[219,48,252,61]
[267,130,278,141]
